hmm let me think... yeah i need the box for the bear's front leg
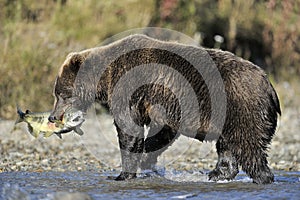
[115,122,144,181]
[208,137,239,182]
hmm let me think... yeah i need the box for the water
[0,170,299,200]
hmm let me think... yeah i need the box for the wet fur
[50,34,281,184]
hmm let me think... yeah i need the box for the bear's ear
[68,53,85,73]
[58,50,91,78]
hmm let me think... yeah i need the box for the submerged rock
[51,191,93,200]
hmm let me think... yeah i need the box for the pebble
[41,159,49,165]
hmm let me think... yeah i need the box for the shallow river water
[0,170,299,200]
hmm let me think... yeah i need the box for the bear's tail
[269,83,281,116]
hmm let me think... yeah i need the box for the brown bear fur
[49,34,281,184]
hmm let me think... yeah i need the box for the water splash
[164,169,208,182]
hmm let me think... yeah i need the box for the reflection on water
[0,170,299,200]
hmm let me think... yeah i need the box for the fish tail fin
[15,104,25,124]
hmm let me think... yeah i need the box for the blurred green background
[0,0,299,119]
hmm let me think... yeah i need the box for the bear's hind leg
[241,149,274,184]
[208,137,239,182]
[141,125,178,173]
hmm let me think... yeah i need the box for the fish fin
[32,129,40,138]
[56,133,62,139]
[44,131,53,138]
[27,124,34,134]
[74,127,84,136]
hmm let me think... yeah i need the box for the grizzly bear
[49,34,281,184]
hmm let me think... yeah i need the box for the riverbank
[0,104,299,174]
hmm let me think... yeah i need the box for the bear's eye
[54,90,69,99]
[58,93,67,100]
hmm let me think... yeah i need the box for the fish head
[63,107,85,128]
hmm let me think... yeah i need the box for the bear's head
[49,51,90,123]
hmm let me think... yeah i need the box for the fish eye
[73,116,80,122]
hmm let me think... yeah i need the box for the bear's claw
[208,169,234,182]
[115,172,137,181]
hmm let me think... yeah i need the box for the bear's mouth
[59,113,65,122]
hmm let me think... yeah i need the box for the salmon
[15,106,84,139]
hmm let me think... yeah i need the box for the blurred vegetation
[0,0,299,119]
